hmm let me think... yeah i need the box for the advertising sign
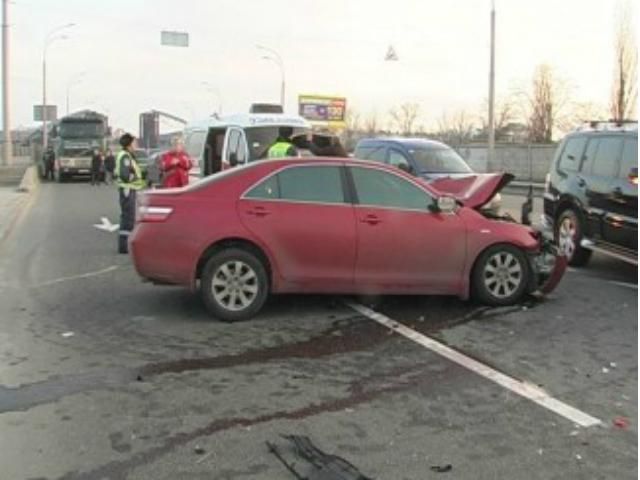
[298,95,346,126]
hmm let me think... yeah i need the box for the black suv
[543,121,638,266]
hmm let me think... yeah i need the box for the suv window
[278,166,345,204]
[354,145,386,163]
[388,149,410,170]
[558,137,587,172]
[592,137,623,177]
[580,138,599,173]
[619,137,638,179]
[350,166,433,210]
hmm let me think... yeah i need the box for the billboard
[161,31,189,47]
[298,95,346,126]
[33,105,58,122]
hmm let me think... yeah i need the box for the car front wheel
[201,248,269,322]
[473,244,529,306]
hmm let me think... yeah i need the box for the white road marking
[607,280,638,290]
[347,302,602,428]
[34,265,120,288]
[93,216,119,233]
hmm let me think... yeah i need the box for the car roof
[185,113,312,131]
[355,137,450,150]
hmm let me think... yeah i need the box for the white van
[183,113,312,177]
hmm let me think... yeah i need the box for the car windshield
[245,126,309,160]
[58,122,105,138]
[410,147,473,174]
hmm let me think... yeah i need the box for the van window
[591,137,623,177]
[354,146,386,163]
[558,137,587,173]
[185,131,206,159]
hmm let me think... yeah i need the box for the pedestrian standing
[104,149,115,185]
[160,137,192,188]
[91,148,103,186]
[43,146,56,181]
[114,133,146,254]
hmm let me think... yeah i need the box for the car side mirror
[229,152,238,167]
[629,167,638,185]
[429,196,457,214]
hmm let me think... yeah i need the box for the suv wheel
[555,209,591,266]
[201,248,269,322]
[473,244,529,306]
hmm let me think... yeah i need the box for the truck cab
[183,113,312,178]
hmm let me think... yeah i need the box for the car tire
[472,244,530,306]
[201,248,269,322]
[555,209,591,267]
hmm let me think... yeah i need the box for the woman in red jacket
[161,137,192,188]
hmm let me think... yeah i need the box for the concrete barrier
[17,165,39,193]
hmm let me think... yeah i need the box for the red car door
[238,164,357,292]
[349,165,467,294]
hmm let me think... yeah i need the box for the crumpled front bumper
[528,235,568,296]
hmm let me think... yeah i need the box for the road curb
[0,167,39,247]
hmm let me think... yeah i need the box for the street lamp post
[2,0,12,166]
[66,71,86,115]
[256,45,285,110]
[42,23,74,150]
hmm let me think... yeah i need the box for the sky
[5,0,634,133]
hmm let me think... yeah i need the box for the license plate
[78,169,89,173]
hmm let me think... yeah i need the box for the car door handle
[246,206,271,217]
[360,214,381,225]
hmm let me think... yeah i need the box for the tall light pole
[201,81,222,114]
[2,0,11,166]
[66,71,86,115]
[487,1,496,169]
[42,23,74,150]
[256,45,285,110]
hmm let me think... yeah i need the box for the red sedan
[130,158,565,322]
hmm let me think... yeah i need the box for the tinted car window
[558,137,587,173]
[245,174,279,199]
[354,146,387,163]
[351,167,432,210]
[619,137,638,179]
[278,166,345,204]
[389,149,410,169]
[410,147,472,174]
[592,137,623,177]
[580,138,599,173]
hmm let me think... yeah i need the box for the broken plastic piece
[61,331,75,338]
[613,417,630,429]
[430,464,453,473]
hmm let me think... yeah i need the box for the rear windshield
[410,147,473,174]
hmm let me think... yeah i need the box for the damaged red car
[130,158,566,322]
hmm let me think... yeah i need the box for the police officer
[43,146,55,181]
[114,133,146,254]
[267,126,298,158]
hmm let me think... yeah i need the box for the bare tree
[610,0,637,121]
[389,103,420,136]
[480,96,516,133]
[364,111,379,135]
[436,110,476,145]
[516,64,573,143]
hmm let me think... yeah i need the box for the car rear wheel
[473,244,529,306]
[201,248,269,322]
[555,209,591,266]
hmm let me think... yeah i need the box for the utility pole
[487,1,496,170]
[2,0,12,166]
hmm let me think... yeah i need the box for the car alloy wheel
[483,251,523,299]
[211,260,259,312]
[558,216,577,259]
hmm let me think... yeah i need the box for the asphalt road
[0,184,636,480]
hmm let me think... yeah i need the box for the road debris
[60,332,75,338]
[194,445,206,455]
[267,435,373,479]
[613,417,630,430]
[602,367,610,374]
[431,464,453,473]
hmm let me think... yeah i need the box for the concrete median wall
[456,144,557,182]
